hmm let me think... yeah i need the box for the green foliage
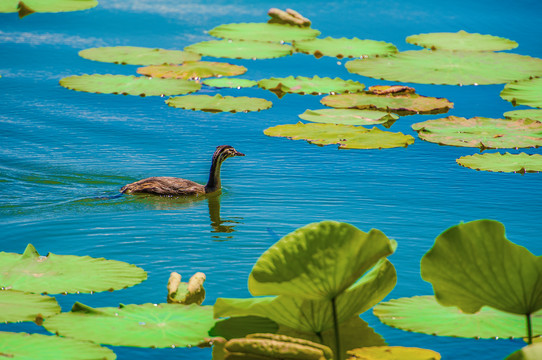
[347,346,441,360]
[203,78,258,88]
[504,109,542,122]
[506,343,542,360]
[293,37,398,59]
[0,290,60,322]
[0,0,98,18]
[137,61,247,80]
[501,78,542,108]
[79,46,201,65]
[406,30,518,51]
[166,94,272,113]
[298,109,398,126]
[208,22,320,42]
[258,75,365,97]
[456,152,542,173]
[184,40,293,59]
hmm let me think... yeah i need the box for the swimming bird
[120,145,245,196]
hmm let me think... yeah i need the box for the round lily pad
[258,76,365,97]
[264,122,414,149]
[79,46,201,65]
[59,74,201,96]
[0,332,116,360]
[0,290,60,322]
[137,61,247,80]
[43,302,217,348]
[457,152,542,173]
[203,78,258,88]
[346,50,542,85]
[347,346,441,360]
[184,40,293,59]
[166,94,272,113]
[298,109,398,126]
[406,30,518,51]
[506,343,542,360]
[501,78,542,108]
[411,116,542,149]
[208,22,320,42]
[0,0,97,17]
[504,109,542,122]
[293,37,398,59]
[0,244,147,294]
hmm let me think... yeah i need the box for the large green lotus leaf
[44,302,217,347]
[456,152,542,173]
[60,74,201,96]
[505,109,542,122]
[209,316,279,340]
[258,76,365,97]
[264,123,414,149]
[0,244,147,294]
[299,109,398,126]
[501,78,542,108]
[293,37,398,59]
[79,46,201,65]
[373,295,542,339]
[406,30,518,51]
[321,92,453,115]
[166,94,272,113]
[137,61,247,80]
[0,332,116,360]
[208,22,320,42]
[345,50,542,85]
[421,219,542,315]
[506,343,542,360]
[184,40,293,59]
[347,346,441,360]
[203,78,258,88]
[0,0,97,15]
[412,116,542,149]
[0,289,60,322]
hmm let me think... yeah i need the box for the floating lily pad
[166,94,272,113]
[258,76,365,97]
[346,50,542,85]
[209,22,320,42]
[506,343,542,360]
[79,46,201,65]
[347,346,441,360]
[185,40,293,59]
[293,37,398,59]
[504,109,542,122]
[411,116,542,149]
[264,123,414,149]
[0,244,147,294]
[0,290,61,322]
[373,295,542,339]
[299,109,398,126]
[137,61,247,80]
[203,78,258,88]
[43,302,217,347]
[457,152,542,173]
[406,30,518,51]
[501,78,542,108]
[0,0,98,18]
[60,74,201,96]
[0,332,116,360]
[321,92,453,115]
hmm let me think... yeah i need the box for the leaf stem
[331,296,341,360]
[526,313,533,344]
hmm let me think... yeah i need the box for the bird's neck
[205,157,223,193]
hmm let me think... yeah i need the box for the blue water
[1,0,542,359]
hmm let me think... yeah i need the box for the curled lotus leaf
[166,94,272,113]
[0,332,116,360]
[258,76,365,97]
[501,78,542,108]
[167,272,206,305]
[457,152,542,173]
[203,78,258,88]
[506,343,542,360]
[208,22,320,42]
[504,109,542,122]
[406,30,518,51]
[43,302,217,347]
[373,295,542,339]
[0,244,147,294]
[0,290,61,323]
[345,50,542,85]
[299,109,398,126]
[268,8,311,27]
[293,37,398,59]
[264,122,414,149]
[79,46,201,65]
[0,0,97,17]
[411,116,542,149]
[347,346,441,360]
[210,316,279,340]
[184,40,293,60]
[137,61,247,80]
[60,74,201,96]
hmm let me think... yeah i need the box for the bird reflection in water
[207,193,242,240]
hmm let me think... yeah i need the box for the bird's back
[120,176,205,196]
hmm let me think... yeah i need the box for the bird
[120,145,245,196]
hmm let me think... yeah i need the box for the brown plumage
[120,145,245,196]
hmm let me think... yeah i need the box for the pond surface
[1,0,542,359]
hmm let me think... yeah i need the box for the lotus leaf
[258,76,365,97]
[293,37,398,59]
[167,271,206,305]
[184,40,293,59]
[166,94,272,113]
[268,8,311,27]
[505,109,542,122]
[0,332,116,360]
[79,46,201,65]
[0,0,97,17]
[137,61,247,80]
[0,244,147,294]
[321,92,453,115]
[456,152,542,173]
[506,343,542,360]
[203,78,258,88]
[43,302,217,347]
[345,50,542,85]
[0,289,60,322]
[60,74,201,96]
[406,30,518,51]
[373,295,542,339]
[501,78,542,108]
[264,122,414,149]
[411,116,542,149]
[299,109,398,126]
[347,346,441,360]
[208,22,320,42]
[368,85,415,95]
[210,316,279,340]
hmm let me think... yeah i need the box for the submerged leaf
[298,109,398,126]
[209,22,320,42]
[184,40,293,59]
[347,346,441,360]
[501,78,542,108]
[137,61,247,80]
[0,290,60,322]
[293,37,398,59]
[406,30,518,51]
[456,152,542,173]
[258,76,365,97]
[79,46,201,65]
[166,94,272,113]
